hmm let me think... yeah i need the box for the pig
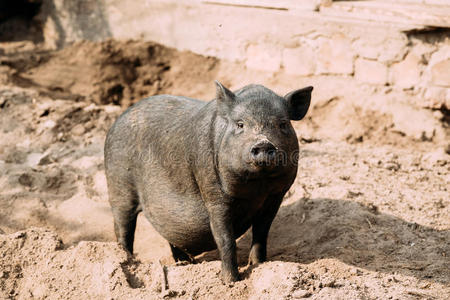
[104,81,313,282]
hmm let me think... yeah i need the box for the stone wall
[37,0,450,111]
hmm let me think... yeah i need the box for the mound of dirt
[0,39,218,106]
[1,228,447,299]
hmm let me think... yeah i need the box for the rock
[347,190,364,198]
[390,103,442,141]
[38,153,56,165]
[246,44,281,73]
[12,231,26,239]
[26,153,44,167]
[0,65,13,85]
[427,46,450,87]
[430,59,450,87]
[383,162,400,171]
[292,289,311,298]
[18,173,34,187]
[282,46,316,76]
[422,149,449,167]
[316,35,354,75]
[352,36,384,60]
[378,36,409,63]
[390,53,422,89]
[71,124,85,136]
[355,58,387,85]
[42,119,56,129]
[423,87,450,109]
[352,34,407,63]
[320,276,336,288]
[103,105,122,114]
[350,268,363,276]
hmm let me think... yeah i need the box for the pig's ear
[215,81,236,111]
[285,86,313,121]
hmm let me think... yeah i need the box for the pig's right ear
[215,81,236,112]
[285,86,313,121]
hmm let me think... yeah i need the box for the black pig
[104,82,312,282]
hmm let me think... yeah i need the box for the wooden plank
[202,0,319,11]
[201,0,450,29]
[321,0,450,28]
[202,1,288,11]
[368,0,450,6]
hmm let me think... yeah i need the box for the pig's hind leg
[108,181,140,254]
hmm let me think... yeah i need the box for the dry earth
[0,40,449,299]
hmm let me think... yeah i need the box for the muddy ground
[0,40,449,299]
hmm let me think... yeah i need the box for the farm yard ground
[0,40,449,299]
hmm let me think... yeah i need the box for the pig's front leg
[206,200,240,283]
[249,193,284,265]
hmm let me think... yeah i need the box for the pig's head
[214,81,312,186]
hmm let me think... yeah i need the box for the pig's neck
[186,100,225,195]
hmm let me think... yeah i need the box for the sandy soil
[0,40,449,299]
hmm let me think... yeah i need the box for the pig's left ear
[285,86,313,121]
[215,80,236,113]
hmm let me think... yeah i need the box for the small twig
[300,213,306,224]
[365,218,373,229]
[158,260,169,292]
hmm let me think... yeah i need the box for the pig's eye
[236,121,244,129]
[280,122,288,130]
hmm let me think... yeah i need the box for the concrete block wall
[38,0,450,110]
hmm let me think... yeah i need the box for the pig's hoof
[222,271,240,284]
[174,260,191,266]
[248,248,266,265]
[170,244,196,264]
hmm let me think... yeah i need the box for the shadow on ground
[198,197,450,285]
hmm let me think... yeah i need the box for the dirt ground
[0,40,449,299]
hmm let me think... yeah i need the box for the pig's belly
[140,191,256,255]
[140,192,218,255]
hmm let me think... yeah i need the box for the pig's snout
[250,140,277,166]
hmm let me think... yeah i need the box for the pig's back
[115,95,204,133]
[105,94,204,158]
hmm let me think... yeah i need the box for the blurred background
[0,1,449,299]
[0,0,449,143]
